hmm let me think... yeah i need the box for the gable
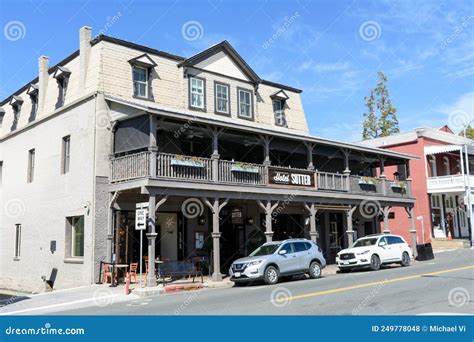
[195,50,251,81]
[438,125,454,134]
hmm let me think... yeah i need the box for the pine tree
[362,72,400,140]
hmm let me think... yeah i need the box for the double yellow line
[274,265,474,303]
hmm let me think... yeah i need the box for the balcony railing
[110,152,411,197]
[427,174,474,192]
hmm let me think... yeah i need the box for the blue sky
[1,0,473,141]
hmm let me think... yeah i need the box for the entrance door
[157,213,178,261]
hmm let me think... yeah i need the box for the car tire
[370,254,381,271]
[309,261,322,279]
[264,266,279,285]
[400,252,410,267]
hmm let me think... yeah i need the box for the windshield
[352,238,378,248]
[249,244,281,256]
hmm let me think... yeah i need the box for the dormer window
[0,108,5,128]
[237,87,253,120]
[26,84,38,122]
[271,89,289,127]
[53,66,71,108]
[189,77,206,110]
[128,54,156,99]
[9,96,23,131]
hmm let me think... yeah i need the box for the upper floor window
[428,155,437,177]
[189,77,205,110]
[53,66,71,109]
[237,88,253,120]
[443,156,451,175]
[0,108,5,128]
[27,148,35,183]
[61,135,71,174]
[133,66,148,98]
[26,84,38,122]
[9,96,23,131]
[14,224,22,259]
[214,82,229,115]
[273,99,287,127]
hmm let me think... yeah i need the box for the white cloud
[298,60,350,73]
[439,92,474,131]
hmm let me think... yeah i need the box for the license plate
[234,272,241,277]
[342,261,349,265]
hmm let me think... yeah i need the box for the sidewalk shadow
[0,294,30,307]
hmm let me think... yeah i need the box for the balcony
[427,174,474,193]
[110,151,410,198]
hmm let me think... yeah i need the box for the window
[443,156,450,175]
[56,77,69,108]
[11,104,20,131]
[281,243,295,254]
[67,216,84,258]
[14,224,21,259]
[189,77,205,109]
[27,149,35,183]
[29,94,38,122]
[133,66,148,98]
[237,88,253,119]
[214,82,230,115]
[0,161,3,185]
[293,242,307,252]
[387,236,403,245]
[428,156,437,177]
[61,135,71,174]
[273,99,287,126]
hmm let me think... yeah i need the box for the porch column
[405,207,418,259]
[346,206,357,246]
[149,114,158,177]
[342,149,351,174]
[146,194,157,287]
[380,206,392,234]
[258,200,280,242]
[379,156,386,178]
[107,191,120,262]
[304,142,315,171]
[260,135,273,166]
[304,202,318,243]
[203,197,229,281]
[210,127,224,182]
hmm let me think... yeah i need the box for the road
[54,249,474,315]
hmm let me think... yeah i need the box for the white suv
[336,234,413,272]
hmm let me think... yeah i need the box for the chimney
[38,55,49,114]
[79,26,92,90]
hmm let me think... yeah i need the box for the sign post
[136,203,148,288]
[417,215,425,244]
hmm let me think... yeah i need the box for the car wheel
[370,254,381,271]
[400,252,410,266]
[264,266,279,285]
[309,261,322,279]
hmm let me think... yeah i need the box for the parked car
[229,238,326,285]
[336,234,413,272]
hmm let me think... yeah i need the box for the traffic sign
[135,209,147,231]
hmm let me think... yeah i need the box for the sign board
[268,167,315,187]
[135,209,147,231]
[417,216,424,220]
[136,202,149,209]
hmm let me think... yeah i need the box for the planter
[171,158,204,168]
[358,179,375,185]
[230,164,259,174]
[390,182,406,190]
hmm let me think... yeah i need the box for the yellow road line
[274,265,474,303]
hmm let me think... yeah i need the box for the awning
[425,144,474,156]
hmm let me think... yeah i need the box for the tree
[459,125,474,139]
[362,72,400,140]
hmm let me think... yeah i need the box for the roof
[425,144,474,155]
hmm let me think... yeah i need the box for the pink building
[363,126,473,244]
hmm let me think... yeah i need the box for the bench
[158,260,203,284]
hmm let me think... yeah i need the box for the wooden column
[405,207,418,259]
[209,126,224,182]
[304,142,315,171]
[260,135,273,166]
[304,202,318,243]
[346,206,357,246]
[258,200,280,242]
[149,114,158,177]
[380,206,392,234]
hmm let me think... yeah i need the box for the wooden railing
[109,152,411,197]
[156,153,212,181]
[110,151,150,182]
[218,160,266,185]
[317,172,349,191]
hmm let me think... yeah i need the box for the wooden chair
[127,263,138,283]
[101,263,113,285]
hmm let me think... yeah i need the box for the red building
[363,126,473,244]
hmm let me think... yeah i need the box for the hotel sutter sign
[268,167,315,187]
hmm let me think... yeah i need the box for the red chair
[127,263,138,283]
[102,263,113,285]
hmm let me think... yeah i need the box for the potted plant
[230,162,259,174]
[358,176,378,185]
[390,180,406,190]
[171,154,205,168]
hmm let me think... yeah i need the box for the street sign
[416,216,423,220]
[135,209,147,231]
[136,202,149,209]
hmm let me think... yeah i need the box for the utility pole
[463,123,473,247]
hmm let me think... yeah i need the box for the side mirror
[278,249,287,255]
[379,241,386,247]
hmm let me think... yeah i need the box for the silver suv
[229,239,326,285]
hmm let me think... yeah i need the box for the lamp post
[462,122,473,247]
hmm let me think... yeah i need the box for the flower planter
[171,158,204,168]
[358,179,375,185]
[230,165,259,174]
[390,182,405,189]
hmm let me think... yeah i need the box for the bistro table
[109,264,129,287]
